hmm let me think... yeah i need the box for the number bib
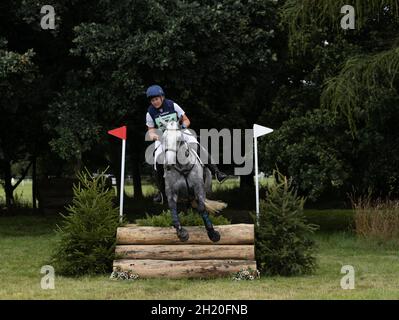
[155,113,178,131]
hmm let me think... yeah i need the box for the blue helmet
[146,85,165,98]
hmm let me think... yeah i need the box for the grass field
[0,177,260,207]
[1,213,399,299]
[0,181,34,206]
[1,178,398,299]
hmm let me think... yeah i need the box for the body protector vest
[148,99,178,132]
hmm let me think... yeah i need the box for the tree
[0,38,38,207]
[255,170,318,276]
[0,0,104,208]
[260,109,353,201]
[47,0,281,197]
[51,169,120,276]
[280,0,399,132]
[259,0,399,200]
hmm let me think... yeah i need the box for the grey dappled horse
[160,120,221,242]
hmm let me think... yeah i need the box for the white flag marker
[253,124,273,225]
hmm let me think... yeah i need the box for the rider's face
[151,96,164,108]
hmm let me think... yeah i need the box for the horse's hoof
[207,229,220,242]
[177,227,189,242]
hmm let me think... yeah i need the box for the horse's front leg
[195,184,220,243]
[165,176,189,242]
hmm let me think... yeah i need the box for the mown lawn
[1,213,398,300]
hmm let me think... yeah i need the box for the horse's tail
[191,199,228,215]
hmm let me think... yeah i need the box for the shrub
[51,168,120,276]
[255,170,318,276]
[353,196,399,242]
[136,209,231,226]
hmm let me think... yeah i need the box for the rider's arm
[173,103,190,128]
[146,113,160,141]
[180,114,190,128]
[147,127,160,141]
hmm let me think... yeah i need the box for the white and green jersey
[146,101,185,130]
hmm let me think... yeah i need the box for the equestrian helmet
[146,85,165,98]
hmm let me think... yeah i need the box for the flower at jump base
[110,267,139,281]
[232,267,260,281]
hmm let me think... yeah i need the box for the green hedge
[136,209,231,227]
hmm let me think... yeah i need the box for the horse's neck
[165,130,178,150]
[181,141,197,165]
[163,127,198,169]
[166,140,197,169]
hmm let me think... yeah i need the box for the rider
[145,84,228,204]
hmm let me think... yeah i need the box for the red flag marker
[108,126,127,140]
[108,125,127,222]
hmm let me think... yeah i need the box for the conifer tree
[256,170,318,276]
[51,168,120,276]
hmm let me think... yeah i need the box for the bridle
[161,121,196,174]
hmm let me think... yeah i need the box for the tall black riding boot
[153,164,167,204]
[204,152,227,183]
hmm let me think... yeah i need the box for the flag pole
[107,125,127,223]
[254,133,260,226]
[253,124,273,227]
[119,138,126,223]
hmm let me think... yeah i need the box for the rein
[161,122,201,200]
[164,141,196,176]
[162,121,196,175]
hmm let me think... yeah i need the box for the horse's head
[161,120,183,167]
[165,120,179,132]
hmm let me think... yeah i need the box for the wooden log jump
[116,224,254,245]
[113,223,256,279]
[115,244,255,260]
[113,259,257,279]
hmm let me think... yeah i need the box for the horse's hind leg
[196,188,220,242]
[167,191,189,242]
